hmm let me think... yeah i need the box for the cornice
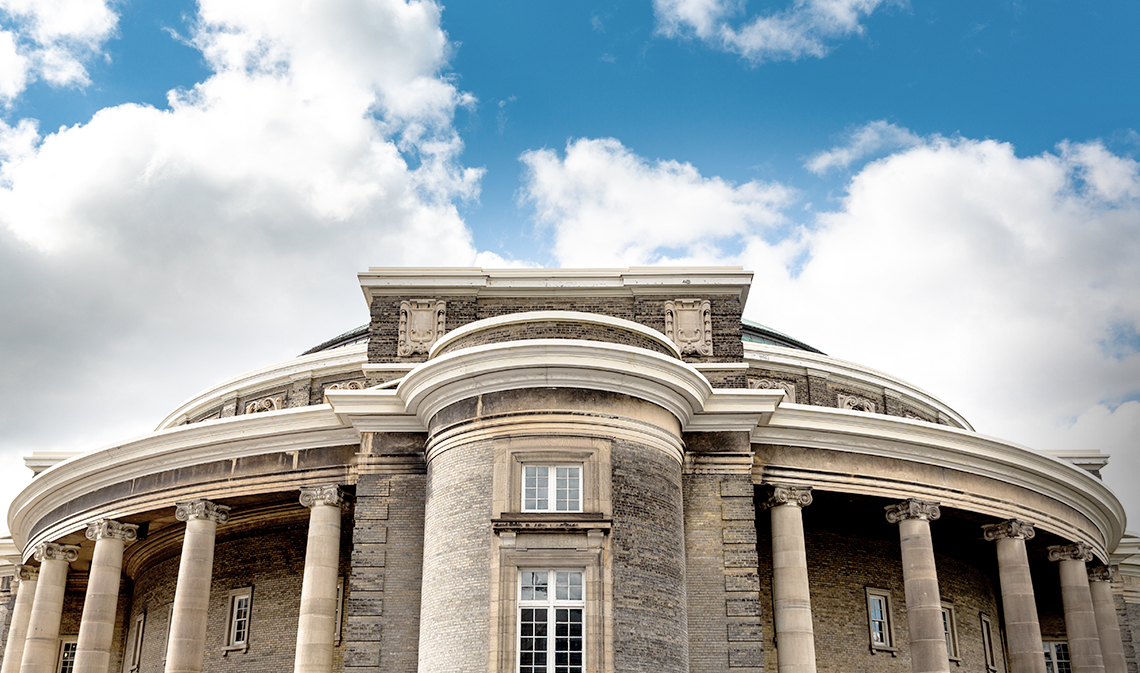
[743,342,972,430]
[8,406,357,550]
[753,403,1125,560]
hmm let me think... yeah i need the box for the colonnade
[761,485,1129,673]
[0,485,347,673]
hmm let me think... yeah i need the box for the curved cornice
[754,403,1125,559]
[743,342,972,430]
[156,343,368,430]
[428,310,682,359]
[8,406,356,551]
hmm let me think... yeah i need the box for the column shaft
[75,520,137,673]
[1057,558,1105,673]
[295,487,344,673]
[1088,577,1127,673]
[982,519,1047,673]
[164,501,229,673]
[770,502,816,673]
[898,518,949,673]
[0,571,36,673]
[20,544,78,673]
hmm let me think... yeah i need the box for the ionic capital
[1047,542,1094,563]
[299,485,348,509]
[760,484,813,509]
[884,498,941,523]
[85,519,139,543]
[175,499,231,524]
[1088,565,1119,582]
[31,543,80,563]
[15,565,38,582]
[981,519,1036,542]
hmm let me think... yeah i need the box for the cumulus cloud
[0,0,487,530]
[654,0,892,63]
[0,0,117,99]
[806,120,921,174]
[524,130,1140,524]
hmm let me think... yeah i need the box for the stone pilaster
[981,519,1046,673]
[885,499,949,673]
[20,543,79,673]
[1048,543,1105,673]
[760,485,816,673]
[164,500,231,673]
[0,568,36,673]
[1088,566,1127,673]
[75,520,138,673]
[295,486,347,673]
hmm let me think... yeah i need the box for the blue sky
[0,0,1137,534]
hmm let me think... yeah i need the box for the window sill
[869,645,899,657]
[221,645,248,656]
[493,512,611,534]
[949,656,962,666]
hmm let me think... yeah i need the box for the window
[334,577,345,645]
[865,588,895,652]
[518,570,584,673]
[523,466,581,512]
[225,588,252,650]
[980,614,997,671]
[941,603,959,660]
[161,603,173,663]
[57,638,77,673]
[1044,641,1071,673]
[128,612,146,671]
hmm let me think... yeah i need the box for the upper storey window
[523,466,582,512]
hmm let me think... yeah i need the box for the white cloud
[654,0,892,63]
[0,0,487,532]
[524,131,1140,528]
[806,120,921,174]
[0,0,117,98]
[520,137,794,267]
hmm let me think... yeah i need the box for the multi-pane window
[129,612,146,671]
[865,588,894,649]
[57,639,77,673]
[1044,641,1072,673]
[519,569,584,673]
[226,588,252,649]
[522,466,581,512]
[941,604,959,659]
[980,614,997,671]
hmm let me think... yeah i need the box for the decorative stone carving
[299,484,348,509]
[32,542,80,563]
[325,380,366,391]
[837,393,876,413]
[175,499,231,524]
[244,396,283,414]
[664,299,712,356]
[15,565,38,582]
[1048,542,1095,563]
[760,484,813,509]
[1088,565,1119,582]
[748,378,796,400]
[904,412,926,421]
[398,299,446,356]
[884,498,941,523]
[981,519,1036,541]
[85,519,139,542]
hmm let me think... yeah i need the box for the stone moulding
[398,299,446,356]
[981,519,1036,541]
[1048,542,1095,563]
[885,498,941,523]
[32,542,79,563]
[664,299,713,356]
[760,484,813,509]
[85,518,139,542]
[174,499,232,524]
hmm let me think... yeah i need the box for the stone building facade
[0,266,1136,673]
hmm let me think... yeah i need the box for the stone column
[295,486,346,673]
[981,519,1046,673]
[1087,566,1127,673]
[761,485,816,673]
[19,543,80,673]
[885,499,949,673]
[164,500,231,673]
[1048,543,1105,673]
[0,567,37,673]
[75,520,138,673]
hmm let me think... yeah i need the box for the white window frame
[941,602,960,661]
[517,569,586,673]
[160,603,173,663]
[1044,641,1072,673]
[865,588,897,653]
[224,587,252,652]
[128,611,145,671]
[57,637,78,673]
[980,614,997,672]
[521,465,582,513]
[334,577,345,645]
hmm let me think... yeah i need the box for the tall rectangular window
[519,570,584,673]
[57,639,77,673]
[941,603,959,659]
[522,466,581,512]
[129,612,146,671]
[226,587,252,649]
[1044,641,1071,673]
[865,588,894,651]
[980,614,997,671]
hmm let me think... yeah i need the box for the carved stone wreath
[664,299,712,356]
[837,393,876,413]
[398,300,446,357]
[748,378,796,401]
[325,380,367,392]
[244,396,283,415]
